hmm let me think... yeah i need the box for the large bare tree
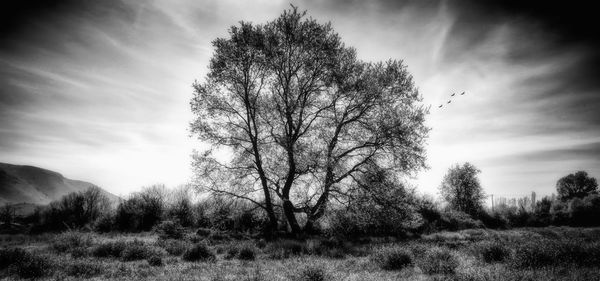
[191,7,428,234]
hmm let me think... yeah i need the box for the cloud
[0,0,598,198]
[494,142,600,174]
[0,0,203,193]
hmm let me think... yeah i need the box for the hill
[0,162,119,207]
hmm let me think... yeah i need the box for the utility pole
[491,194,494,212]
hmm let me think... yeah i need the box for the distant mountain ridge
[0,162,119,206]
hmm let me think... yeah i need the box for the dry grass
[1,227,599,280]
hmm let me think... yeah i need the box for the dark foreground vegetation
[2,227,600,280]
[2,174,599,280]
[1,175,599,280]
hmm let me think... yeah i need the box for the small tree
[532,196,553,226]
[37,186,110,231]
[556,171,598,201]
[0,204,16,225]
[81,186,111,223]
[167,185,195,227]
[439,163,485,216]
[115,184,166,232]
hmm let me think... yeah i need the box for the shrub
[35,186,111,232]
[478,211,509,229]
[373,248,413,270]
[188,234,204,244]
[196,227,212,237]
[278,240,306,255]
[304,238,360,259]
[208,198,235,231]
[91,239,159,261]
[120,240,159,261]
[476,241,510,263]
[66,260,104,277]
[510,239,600,268]
[155,220,186,240]
[266,239,307,259]
[167,188,195,227]
[568,242,600,265]
[256,239,267,249]
[156,239,191,256]
[324,247,347,259]
[233,210,265,232]
[147,255,164,266]
[70,247,88,258]
[550,200,570,225]
[91,244,111,258]
[327,176,420,238]
[416,197,442,233]
[92,240,128,258]
[183,243,215,262]
[238,245,257,260]
[115,185,166,232]
[8,251,53,279]
[209,231,230,241]
[229,232,252,240]
[94,213,115,233]
[419,247,459,275]
[296,265,328,281]
[506,208,535,227]
[224,245,238,260]
[194,203,212,228]
[52,231,93,253]
[0,248,29,269]
[438,210,484,231]
[532,196,554,226]
[407,243,429,257]
[511,240,557,268]
[566,194,600,227]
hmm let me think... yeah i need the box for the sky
[1,0,599,200]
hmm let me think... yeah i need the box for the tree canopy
[439,162,484,216]
[556,171,598,201]
[191,6,429,234]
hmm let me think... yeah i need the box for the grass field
[2,227,600,280]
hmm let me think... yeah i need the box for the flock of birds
[439,91,465,109]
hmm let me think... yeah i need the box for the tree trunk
[303,123,340,232]
[252,146,278,235]
[259,172,278,235]
[283,199,301,233]
[304,191,329,233]
[303,219,315,234]
[304,163,335,232]
[245,88,279,236]
[281,132,302,234]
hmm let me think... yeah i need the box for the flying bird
[438,105,443,108]
[447,100,451,104]
[451,93,456,97]
[460,91,465,95]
